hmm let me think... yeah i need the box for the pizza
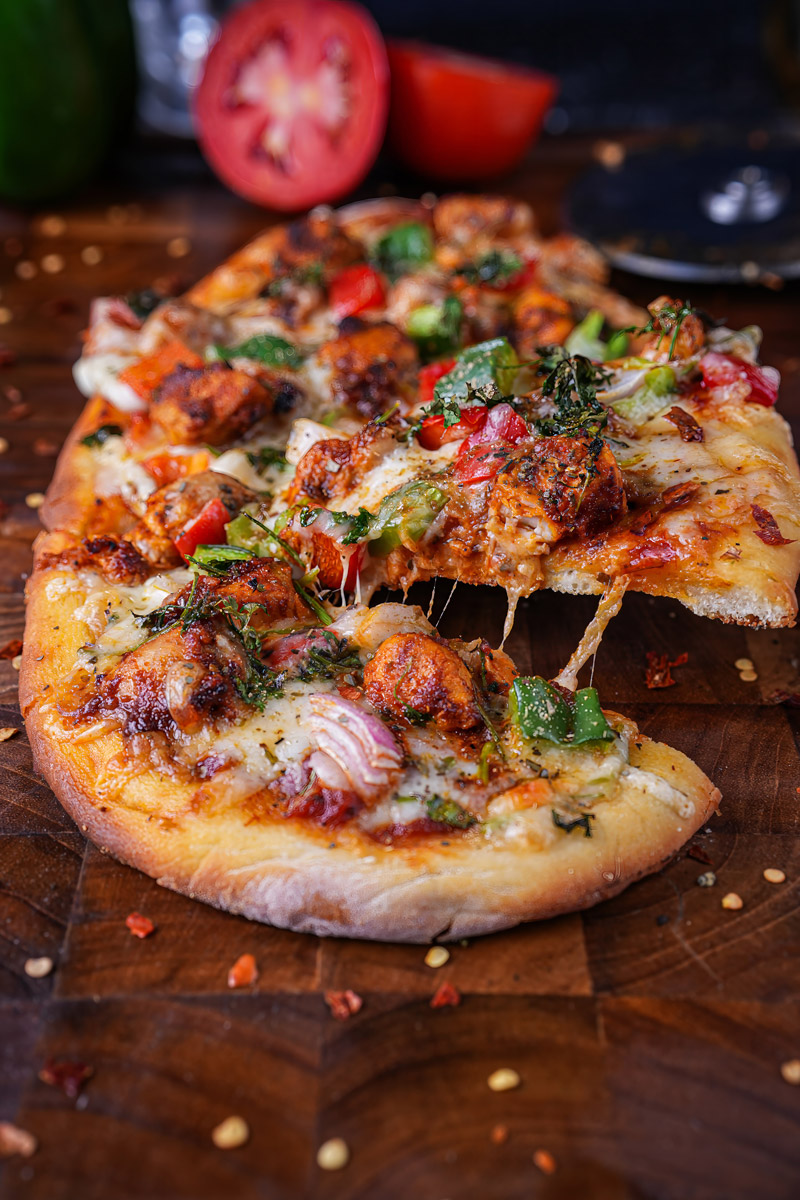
[22,189,794,941]
[22,561,718,940]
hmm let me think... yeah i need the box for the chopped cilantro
[210,333,303,370]
[371,221,434,279]
[247,446,289,472]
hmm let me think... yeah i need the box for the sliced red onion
[308,694,402,801]
[307,749,351,791]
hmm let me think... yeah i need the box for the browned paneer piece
[129,471,256,568]
[174,558,314,631]
[316,322,418,419]
[489,438,626,541]
[90,619,247,737]
[512,287,574,358]
[288,422,396,506]
[151,362,272,445]
[363,631,480,731]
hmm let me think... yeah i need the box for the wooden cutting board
[1,138,799,1200]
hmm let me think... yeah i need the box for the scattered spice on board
[125,912,155,938]
[780,1060,800,1085]
[645,651,688,689]
[424,946,450,968]
[764,868,786,884]
[324,989,363,1020]
[0,1123,37,1159]
[227,953,258,989]
[487,1068,520,1092]
[211,1116,249,1149]
[24,956,53,978]
[490,1123,509,1146]
[721,892,743,910]
[0,728,18,742]
[39,1058,93,1099]
[430,981,461,1009]
[533,1149,557,1175]
[0,639,22,659]
[317,1138,350,1170]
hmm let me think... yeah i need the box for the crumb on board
[488,1068,521,1092]
[211,1116,249,1149]
[424,946,450,968]
[316,1137,350,1170]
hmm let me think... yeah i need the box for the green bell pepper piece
[367,480,449,557]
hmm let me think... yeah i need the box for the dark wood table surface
[1,137,800,1200]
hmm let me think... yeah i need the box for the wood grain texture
[1,136,799,1198]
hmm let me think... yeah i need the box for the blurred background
[2,0,800,282]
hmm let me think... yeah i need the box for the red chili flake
[645,651,688,689]
[629,508,655,536]
[324,989,363,1020]
[336,683,362,703]
[664,405,704,442]
[38,1058,93,1099]
[751,504,793,546]
[33,437,59,457]
[0,346,17,367]
[7,403,29,421]
[769,689,800,707]
[227,953,258,989]
[125,912,155,939]
[3,385,22,405]
[661,481,700,510]
[687,844,713,865]
[490,1123,509,1146]
[0,638,22,660]
[430,980,462,1009]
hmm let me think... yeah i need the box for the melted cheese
[73,354,144,411]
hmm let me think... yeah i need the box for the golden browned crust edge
[41,396,114,535]
[21,565,721,942]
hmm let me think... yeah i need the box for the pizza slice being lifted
[49,195,800,639]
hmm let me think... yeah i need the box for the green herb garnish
[406,295,463,362]
[432,337,519,406]
[125,288,162,320]
[210,333,303,370]
[551,810,596,838]
[246,446,289,473]
[371,221,434,279]
[81,423,123,448]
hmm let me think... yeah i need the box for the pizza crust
[21,565,720,942]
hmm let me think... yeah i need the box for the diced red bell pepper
[118,339,204,400]
[418,403,487,450]
[699,352,778,407]
[491,255,538,292]
[417,358,456,406]
[453,403,529,485]
[329,264,386,320]
[173,497,230,561]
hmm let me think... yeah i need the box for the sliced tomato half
[453,403,529,484]
[387,41,557,181]
[329,264,386,320]
[417,358,456,407]
[195,0,389,211]
[418,404,487,451]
